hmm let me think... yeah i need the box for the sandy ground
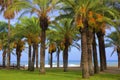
[44,66,120,74]
[67,67,120,74]
[103,67,120,74]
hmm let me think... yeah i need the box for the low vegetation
[0,68,119,80]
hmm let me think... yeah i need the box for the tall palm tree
[76,0,119,74]
[7,0,59,73]
[0,0,15,69]
[60,0,95,77]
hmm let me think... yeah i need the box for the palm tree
[0,35,7,68]
[7,0,59,73]
[51,18,77,72]
[11,26,25,69]
[92,30,99,73]
[0,0,15,69]
[0,21,9,68]
[56,47,60,68]
[48,42,56,68]
[16,17,40,71]
[22,17,40,71]
[46,29,62,68]
[47,30,57,68]
[106,31,120,69]
[14,40,25,69]
[60,0,95,77]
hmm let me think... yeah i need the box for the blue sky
[0,12,118,63]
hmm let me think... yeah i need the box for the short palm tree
[16,16,40,71]
[0,21,9,68]
[106,31,120,69]
[0,32,7,67]
[48,42,56,68]
[11,25,25,69]
[51,18,78,72]
[46,29,62,68]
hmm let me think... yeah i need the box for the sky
[0,11,118,63]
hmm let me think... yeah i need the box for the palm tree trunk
[80,53,82,68]
[117,48,120,69]
[7,19,11,69]
[36,44,38,69]
[57,47,60,68]
[81,26,89,78]
[102,40,107,70]
[87,29,94,76]
[40,30,46,74]
[48,54,50,65]
[28,45,32,70]
[30,44,36,71]
[2,50,6,68]
[39,15,48,74]
[16,44,21,69]
[50,53,53,68]
[92,32,99,74]
[63,38,69,72]
[118,53,120,69]
[97,31,107,71]
[63,46,68,72]
[17,51,21,69]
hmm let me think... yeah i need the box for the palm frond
[110,47,116,57]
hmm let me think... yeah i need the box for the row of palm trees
[0,0,120,79]
[0,17,40,70]
[59,0,120,78]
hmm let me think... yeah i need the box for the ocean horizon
[0,60,118,67]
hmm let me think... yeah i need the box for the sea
[0,60,118,67]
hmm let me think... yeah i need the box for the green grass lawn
[0,68,119,80]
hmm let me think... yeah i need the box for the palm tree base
[39,69,46,74]
[63,68,68,72]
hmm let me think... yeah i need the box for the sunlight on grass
[0,68,120,80]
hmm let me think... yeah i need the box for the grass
[0,68,120,80]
